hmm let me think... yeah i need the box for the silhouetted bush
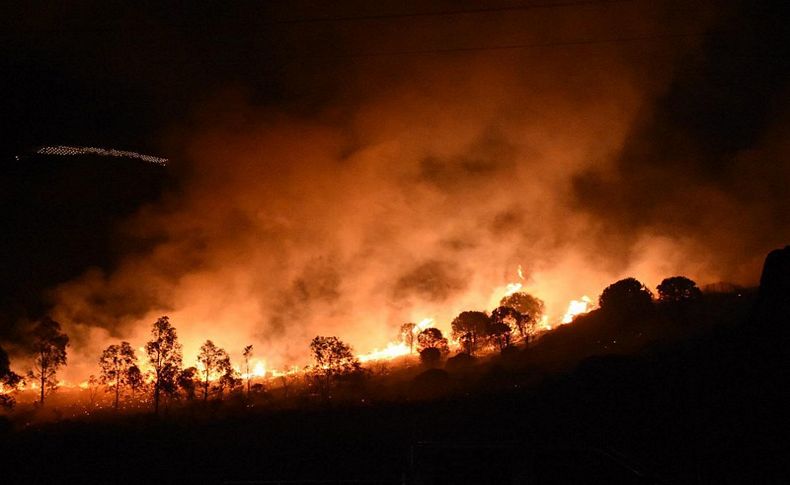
[419,347,442,367]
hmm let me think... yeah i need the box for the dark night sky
[1,0,789,362]
[1,0,784,158]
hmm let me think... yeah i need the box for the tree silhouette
[400,323,417,354]
[242,344,253,395]
[177,366,198,400]
[26,316,69,406]
[216,360,240,400]
[499,292,544,339]
[309,336,360,399]
[1,345,22,409]
[657,276,702,303]
[144,316,182,414]
[98,341,137,409]
[416,327,449,354]
[197,340,230,401]
[126,365,144,402]
[87,374,100,407]
[486,319,512,351]
[419,347,442,367]
[490,306,523,345]
[599,278,654,318]
[451,311,490,355]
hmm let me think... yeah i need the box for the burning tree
[144,316,183,414]
[417,327,449,353]
[309,336,360,399]
[98,341,138,409]
[26,316,69,406]
[499,292,544,339]
[1,345,22,409]
[399,323,417,354]
[197,340,231,401]
[451,311,490,355]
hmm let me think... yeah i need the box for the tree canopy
[657,276,702,303]
[599,278,654,318]
[145,316,182,413]
[451,311,491,355]
[197,340,232,401]
[499,292,545,338]
[416,327,449,354]
[98,341,137,409]
[309,336,360,398]
[27,316,69,405]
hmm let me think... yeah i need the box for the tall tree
[98,341,137,409]
[399,323,417,354]
[216,357,239,400]
[1,345,22,409]
[197,340,230,401]
[26,316,69,406]
[451,311,490,355]
[499,292,545,339]
[144,316,182,414]
[309,336,360,399]
[242,344,253,396]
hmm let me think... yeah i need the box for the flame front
[562,296,593,324]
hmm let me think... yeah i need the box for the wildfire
[562,296,593,324]
[357,317,435,363]
[358,342,411,363]
[503,282,523,297]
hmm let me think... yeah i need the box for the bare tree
[98,341,137,409]
[144,316,182,414]
[26,316,69,406]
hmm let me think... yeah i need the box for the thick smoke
[34,1,789,380]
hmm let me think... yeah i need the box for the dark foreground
[1,315,787,484]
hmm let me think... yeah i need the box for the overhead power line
[14,0,641,34]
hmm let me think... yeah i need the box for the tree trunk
[39,369,45,405]
[154,379,160,414]
[114,373,120,409]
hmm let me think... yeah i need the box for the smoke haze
[4,1,788,380]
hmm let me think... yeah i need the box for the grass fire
[1,1,789,483]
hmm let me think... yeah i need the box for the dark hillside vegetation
[1,248,787,484]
